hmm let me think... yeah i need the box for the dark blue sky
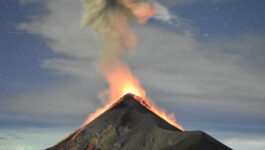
[0,0,59,99]
[173,0,265,38]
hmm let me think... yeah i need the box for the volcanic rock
[47,93,232,150]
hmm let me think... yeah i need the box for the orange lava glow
[105,66,146,102]
[137,96,184,131]
[122,83,142,97]
[82,66,146,127]
[81,68,184,131]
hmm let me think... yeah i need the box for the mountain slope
[47,93,232,150]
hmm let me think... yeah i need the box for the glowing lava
[130,94,184,131]
[105,66,146,102]
[122,83,142,97]
[82,92,184,131]
[82,67,147,127]
[82,70,184,131]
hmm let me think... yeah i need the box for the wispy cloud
[158,0,238,6]
[12,0,265,121]
[0,127,73,150]
[0,79,103,125]
[153,3,176,23]
[19,0,42,4]
[0,137,7,140]
[152,2,194,35]
[223,137,265,150]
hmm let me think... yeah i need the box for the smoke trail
[81,0,157,101]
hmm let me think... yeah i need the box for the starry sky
[0,0,265,149]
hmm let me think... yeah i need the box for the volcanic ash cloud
[81,0,158,101]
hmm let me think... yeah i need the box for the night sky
[1,0,265,149]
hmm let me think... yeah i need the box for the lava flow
[82,73,184,131]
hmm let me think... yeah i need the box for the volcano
[47,93,232,150]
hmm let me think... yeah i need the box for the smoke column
[79,0,183,130]
[81,0,158,102]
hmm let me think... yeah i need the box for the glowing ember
[83,75,184,131]
[72,85,184,139]
[105,66,146,102]
[82,67,147,127]
[132,94,184,131]
[122,83,142,97]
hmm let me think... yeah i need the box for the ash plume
[81,0,158,101]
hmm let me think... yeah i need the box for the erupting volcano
[83,80,184,132]
[47,93,231,150]
[47,0,232,149]
[74,0,183,140]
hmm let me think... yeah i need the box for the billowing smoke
[81,0,158,102]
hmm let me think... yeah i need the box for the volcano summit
[47,94,232,150]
